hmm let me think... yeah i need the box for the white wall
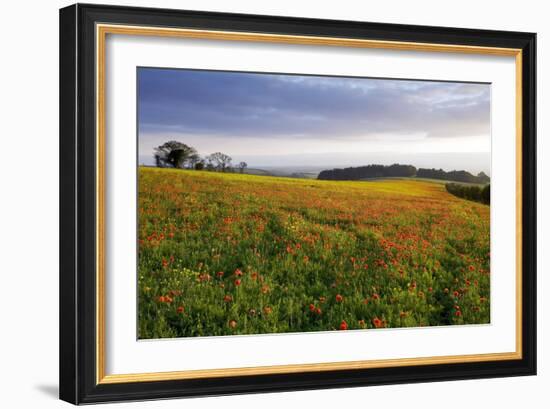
[0,0,546,407]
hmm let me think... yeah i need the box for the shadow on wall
[34,384,58,399]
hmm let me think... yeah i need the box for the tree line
[317,164,416,180]
[446,183,490,205]
[317,163,490,184]
[153,141,248,173]
[417,168,490,184]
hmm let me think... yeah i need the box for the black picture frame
[60,3,536,404]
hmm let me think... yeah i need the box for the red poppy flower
[263,306,273,315]
[309,304,315,312]
[315,307,322,315]
[335,294,343,303]
[372,317,383,328]
[469,265,475,271]
[216,271,224,278]
[339,320,348,330]
[223,295,233,303]
[455,310,462,317]
[234,279,242,286]
[234,268,243,277]
[372,293,380,300]
[177,306,184,313]
[453,290,460,298]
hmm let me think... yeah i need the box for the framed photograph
[59,3,536,404]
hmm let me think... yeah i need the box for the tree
[187,153,201,169]
[318,164,416,181]
[154,154,162,168]
[238,162,248,173]
[445,183,490,205]
[206,152,232,172]
[481,184,490,204]
[477,171,491,184]
[153,141,197,168]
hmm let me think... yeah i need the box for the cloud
[138,68,490,143]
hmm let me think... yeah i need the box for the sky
[138,68,491,174]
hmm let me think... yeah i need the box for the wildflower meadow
[138,167,490,339]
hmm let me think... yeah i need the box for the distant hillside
[242,167,273,176]
[318,164,490,184]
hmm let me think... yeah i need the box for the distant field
[138,167,490,339]
[241,167,272,176]
[243,167,319,179]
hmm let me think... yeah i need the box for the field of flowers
[138,167,490,339]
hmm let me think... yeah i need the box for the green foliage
[446,183,490,205]
[481,184,490,204]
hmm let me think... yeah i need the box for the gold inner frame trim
[96,23,523,385]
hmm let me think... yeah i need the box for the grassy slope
[138,168,490,339]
